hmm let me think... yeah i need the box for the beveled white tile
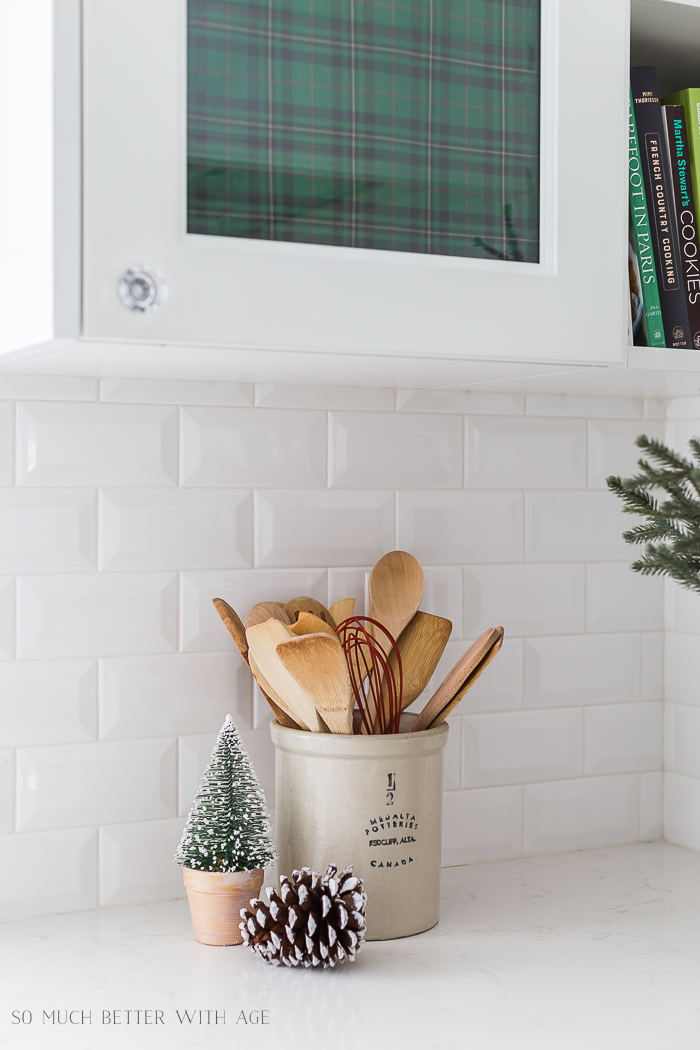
[665,634,700,705]
[639,771,662,840]
[0,489,97,572]
[99,818,186,907]
[179,728,275,817]
[256,384,393,410]
[664,703,676,772]
[180,407,326,488]
[588,418,664,489]
[666,396,700,419]
[424,637,522,714]
[0,750,14,833]
[643,399,664,420]
[523,775,639,854]
[674,704,700,779]
[464,564,585,637]
[462,708,582,788]
[641,633,663,701]
[465,416,587,489]
[327,568,370,617]
[0,659,97,747]
[0,577,15,660]
[525,491,629,561]
[441,785,522,866]
[0,402,13,485]
[398,389,524,415]
[17,738,177,831]
[180,568,327,651]
[665,577,676,633]
[17,573,178,659]
[255,490,394,567]
[526,394,642,419]
[0,827,98,920]
[420,567,464,640]
[442,718,461,791]
[330,411,462,489]
[99,651,252,739]
[675,585,700,635]
[100,378,253,406]
[99,489,253,571]
[583,702,662,775]
[0,375,98,401]
[398,491,523,565]
[586,563,663,633]
[17,403,178,487]
[524,634,641,707]
[664,773,700,851]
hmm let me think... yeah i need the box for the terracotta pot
[183,867,264,946]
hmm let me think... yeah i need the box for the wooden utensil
[276,633,354,734]
[289,611,337,638]
[389,611,452,712]
[368,551,424,643]
[284,596,337,629]
[426,629,504,729]
[246,619,325,732]
[409,627,503,733]
[244,602,292,630]
[329,598,355,625]
[212,598,301,730]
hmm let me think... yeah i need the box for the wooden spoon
[211,598,301,730]
[389,611,452,712]
[276,633,354,735]
[289,611,337,638]
[368,551,424,643]
[244,602,292,630]
[329,598,355,626]
[409,627,503,733]
[246,619,325,732]
[427,629,504,729]
[284,596,337,629]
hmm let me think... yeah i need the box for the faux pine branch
[607,434,700,594]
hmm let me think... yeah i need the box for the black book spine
[631,67,690,347]
[663,105,700,349]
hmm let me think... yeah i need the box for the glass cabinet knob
[117,267,167,312]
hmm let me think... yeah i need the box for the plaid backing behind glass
[188,0,540,261]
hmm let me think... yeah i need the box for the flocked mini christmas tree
[175,715,277,873]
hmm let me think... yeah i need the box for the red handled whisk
[335,617,403,734]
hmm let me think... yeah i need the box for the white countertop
[2,841,700,1050]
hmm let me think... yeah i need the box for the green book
[628,87,665,346]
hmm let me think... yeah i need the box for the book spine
[630,67,690,347]
[663,105,700,349]
[628,87,665,346]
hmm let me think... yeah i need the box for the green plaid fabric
[188,0,540,261]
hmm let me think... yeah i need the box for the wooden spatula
[389,611,452,712]
[368,551,424,643]
[246,619,325,732]
[329,598,355,625]
[276,633,354,734]
[244,602,292,630]
[426,629,504,729]
[409,627,503,733]
[284,596,337,629]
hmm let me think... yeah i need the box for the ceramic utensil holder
[270,713,449,941]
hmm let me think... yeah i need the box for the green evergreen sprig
[607,434,700,594]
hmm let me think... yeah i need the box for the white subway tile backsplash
[0,402,13,485]
[255,490,394,567]
[441,785,522,865]
[524,634,641,708]
[674,705,700,779]
[665,703,676,772]
[0,659,97,747]
[587,418,664,489]
[99,489,253,571]
[643,399,664,421]
[586,563,663,633]
[17,738,177,831]
[0,828,98,920]
[398,389,524,415]
[0,750,14,833]
[17,403,178,487]
[329,411,462,488]
[17,573,178,659]
[180,568,327,651]
[461,708,582,788]
[526,394,643,419]
[425,637,522,714]
[583,703,662,775]
[664,773,700,851]
[464,563,585,637]
[641,633,664,701]
[100,378,253,406]
[256,384,393,411]
[639,771,662,839]
[179,728,275,816]
[99,818,186,906]
[674,586,700,635]
[327,568,370,616]
[420,568,465,640]
[525,491,629,562]
[398,491,523,565]
[99,651,252,739]
[465,416,587,489]
[0,577,15,660]
[665,396,700,420]
[665,634,700,705]
[0,375,98,401]
[180,406,326,488]
[523,775,639,854]
[0,489,97,572]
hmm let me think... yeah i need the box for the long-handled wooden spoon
[409,627,503,733]
[368,551,424,643]
[426,629,504,729]
[246,619,326,732]
[276,633,354,735]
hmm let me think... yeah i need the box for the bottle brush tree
[607,434,700,594]
[175,715,277,873]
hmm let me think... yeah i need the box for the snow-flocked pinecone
[239,864,367,968]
